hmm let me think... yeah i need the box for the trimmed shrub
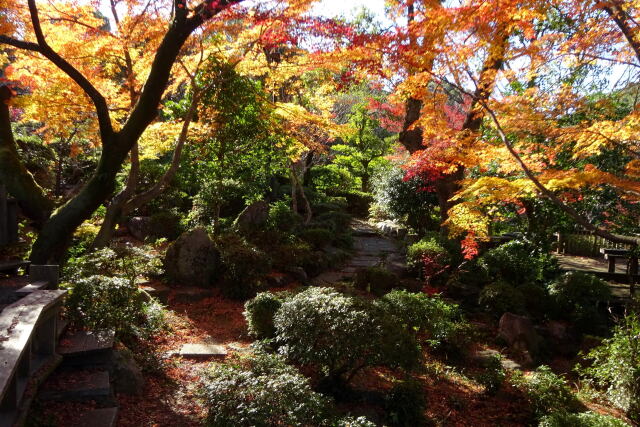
[314,211,352,233]
[274,287,421,387]
[514,366,582,417]
[216,234,271,300]
[299,228,334,250]
[268,200,301,233]
[385,379,429,427]
[580,314,640,422]
[149,211,183,240]
[376,290,463,349]
[202,352,331,426]
[244,291,287,339]
[328,190,374,217]
[477,354,506,395]
[538,411,630,427]
[407,235,451,282]
[478,281,526,317]
[547,272,611,334]
[354,266,398,296]
[65,275,163,338]
[479,239,558,286]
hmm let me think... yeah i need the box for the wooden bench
[600,248,638,275]
[0,290,66,426]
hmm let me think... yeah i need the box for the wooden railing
[556,231,632,257]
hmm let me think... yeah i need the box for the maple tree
[0,0,243,262]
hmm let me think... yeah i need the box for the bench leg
[608,258,616,273]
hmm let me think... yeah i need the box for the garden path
[312,219,406,286]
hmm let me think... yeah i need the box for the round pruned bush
[202,352,332,426]
[513,365,582,417]
[547,272,611,334]
[538,411,631,427]
[244,291,288,340]
[299,228,334,250]
[267,199,301,233]
[478,281,526,317]
[273,287,421,388]
[579,313,640,423]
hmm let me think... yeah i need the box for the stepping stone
[73,407,118,427]
[39,370,112,402]
[58,330,115,357]
[472,349,521,371]
[176,342,227,359]
[139,282,171,304]
[14,281,48,296]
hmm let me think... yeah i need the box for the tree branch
[482,101,640,247]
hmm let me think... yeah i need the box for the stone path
[312,219,405,286]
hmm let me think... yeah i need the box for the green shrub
[299,228,334,250]
[314,211,352,233]
[244,291,287,339]
[202,352,331,426]
[216,234,272,300]
[477,354,506,395]
[514,365,582,417]
[547,272,611,333]
[479,240,548,285]
[354,266,397,296]
[376,290,463,349]
[579,313,640,422]
[148,211,183,240]
[268,200,301,233]
[334,416,377,427]
[64,243,163,284]
[65,275,162,338]
[385,379,429,427]
[407,235,451,282]
[520,282,554,317]
[274,287,421,387]
[328,190,373,217]
[478,281,526,317]
[538,411,630,427]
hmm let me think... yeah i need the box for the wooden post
[557,233,565,254]
[29,265,59,289]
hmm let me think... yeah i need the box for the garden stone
[234,200,269,233]
[110,348,145,395]
[498,312,541,365]
[164,228,219,287]
[128,216,152,241]
[285,266,308,285]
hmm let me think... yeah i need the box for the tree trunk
[0,86,53,225]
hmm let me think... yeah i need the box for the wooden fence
[556,231,632,257]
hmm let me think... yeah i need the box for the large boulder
[128,216,152,241]
[498,312,542,365]
[233,201,269,233]
[164,228,219,287]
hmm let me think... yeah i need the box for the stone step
[172,342,227,359]
[15,281,49,296]
[58,330,115,357]
[139,281,171,304]
[73,407,118,427]
[38,370,113,403]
